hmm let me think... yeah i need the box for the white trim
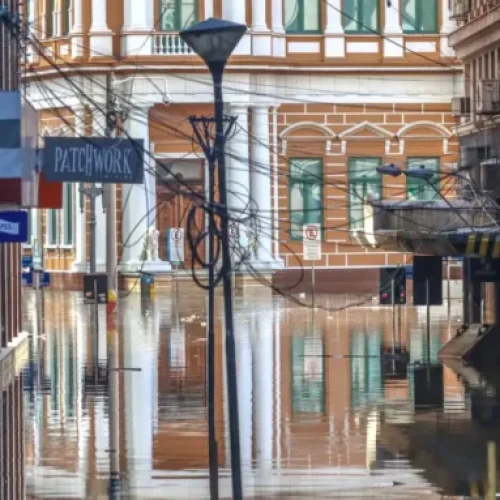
[338,121,394,139]
[397,121,453,138]
[280,122,336,139]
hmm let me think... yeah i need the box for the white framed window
[45,183,75,247]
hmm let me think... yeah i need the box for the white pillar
[121,107,163,271]
[89,0,112,57]
[227,0,250,54]
[271,0,285,57]
[122,0,154,56]
[70,0,84,57]
[92,110,107,272]
[253,313,274,476]
[325,0,345,58]
[27,0,39,63]
[383,0,403,58]
[236,315,253,472]
[73,107,87,272]
[227,105,250,263]
[251,106,280,268]
[124,303,154,485]
[252,0,271,55]
[440,0,455,57]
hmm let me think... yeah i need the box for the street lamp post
[180,18,247,500]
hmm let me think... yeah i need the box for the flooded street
[8,287,498,498]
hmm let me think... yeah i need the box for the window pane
[343,0,378,32]
[289,158,323,239]
[49,209,58,245]
[46,0,54,37]
[180,0,197,29]
[64,183,73,245]
[285,0,300,32]
[62,0,71,35]
[349,158,381,229]
[303,0,320,31]
[160,0,177,30]
[403,0,437,32]
[407,157,439,201]
[402,0,417,31]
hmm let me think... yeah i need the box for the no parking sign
[167,228,185,264]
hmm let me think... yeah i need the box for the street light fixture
[180,18,247,500]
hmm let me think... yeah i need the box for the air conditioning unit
[451,96,471,116]
[450,0,471,18]
[476,80,500,115]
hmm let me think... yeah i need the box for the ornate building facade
[24,0,462,291]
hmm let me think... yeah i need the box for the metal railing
[152,32,194,55]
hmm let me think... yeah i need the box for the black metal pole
[207,155,219,500]
[211,64,243,500]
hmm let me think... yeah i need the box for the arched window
[159,0,198,31]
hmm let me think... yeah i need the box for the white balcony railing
[152,33,194,55]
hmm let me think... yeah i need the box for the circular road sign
[305,225,318,240]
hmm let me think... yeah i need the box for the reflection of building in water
[1,336,27,500]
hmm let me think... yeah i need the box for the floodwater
[3,286,500,498]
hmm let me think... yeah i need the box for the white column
[122,0,154,56]
[227,0,250,54]
[121,107,164,271]
[73,107,87,272]
[92,110,107,272]
[70,0,84,57]
[251,106,280,268]
[27,0,39,63]
[124,302,154,487]
[252,0,271,55]
[236,315,253,473]
[271,0,285,57]
[89,0,112,57]
[253,313,274,477]
[227,105,250,263]
[383,0,403,58]
[440,0,455,57]
[325,0,345,58]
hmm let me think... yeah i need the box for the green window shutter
[285,0,320,33]
[403,0,437,33]
[343,0,379,33]
[48,209,58,245]
[348,157,382,230]
[289,158,323,240]
[62,0,71,35]
[407,157,440,201]
[46,0,54,37]
[63,183,74,245]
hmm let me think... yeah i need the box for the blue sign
[43,137,145,184]
[0,211,28,243]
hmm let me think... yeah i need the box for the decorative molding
[397,120,452,138]
[338,121,394,139]
[280,121,336,139]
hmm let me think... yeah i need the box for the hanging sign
[43,137,145,184]
[167,228,185,264]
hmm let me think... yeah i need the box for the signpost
[167,228,185,305]
[43,137,145,184]
[0,211,28,243]
[303,224,322,311]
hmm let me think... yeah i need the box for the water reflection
[18,289,500,498]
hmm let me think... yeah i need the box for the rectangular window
[46,0,54,37]
[402,0,438,33]
[348,157,382,230]
[47,209,58,245]
[61,0,71,36]
[343,0,379,33]
[407,157,440,201]
[63,183,74,245]
[159,0,198,31]
[285,0,321,33]
[289,158,323,240]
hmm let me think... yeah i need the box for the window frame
[402,0,438,34]
[159,0,199,32]
[288,157,324,241]
[284,0,322,34]
[406,157,441,201]
[342,0,380,34]
[348,157,382,230]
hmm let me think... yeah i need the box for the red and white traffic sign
[303,223,321,261]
